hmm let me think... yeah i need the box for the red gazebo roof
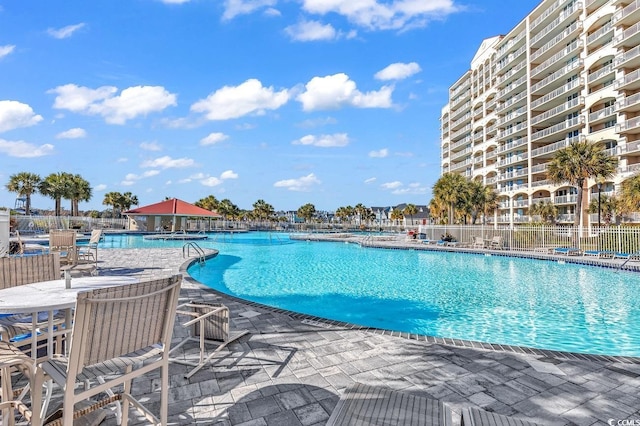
[123,198,221,217]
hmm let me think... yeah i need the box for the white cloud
[200,132,229,146]
[301,0,460,31]
[292,133,349,147]
[49,84,177,124]
[140,141,162,151]
[47,23,86,39]
[191,79,289,120]
[364,177,376,184]
[375,62,421,80]
[56,128,86,139]
[220,170,238,179]
[201,177,222,187]
[0,139,54,157]
[381,181,402,189]
[117,157,128,163]
[121,170,160,185]
[273,173,321,192]
[0,101,43,133]
[0,45,15,59]
[285,20,337,41]
[297,73,393,111]
[94,184,107,191]
[140,155,195,169]
[222,0,277,20]
[369,148,389,158]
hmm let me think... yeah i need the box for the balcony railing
[588,105,616,123]
[587,64,614,84]
[531,97,582,126]
[587,21,613,45]
[530,60,582,94]
[613,0,640,24]
[617,116,640,133]
[498,136,528,153]
[616,69,640,90]
[616,45,640,67]
[554,194,578,204]
[531,116,584,142]
[531,21,582,62]
[613,21,640,46]
[530,40,582,78]
[531,79,582,109]
[530,139,572,157]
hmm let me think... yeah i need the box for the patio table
[0,275,139,360]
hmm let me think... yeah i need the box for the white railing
[13,215,129,232]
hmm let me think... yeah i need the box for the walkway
[90,247,640,426]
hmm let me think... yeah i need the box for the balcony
[619,139,640,155]
[496,45,527,73]
[496,61,527,87]
[531,179,551,187]
[554,194,579,204]
[450,136,472,151]
[449,158,473,172]
[531,97,582,127]
[498,168,528,182]
[587,64,615,85]
[451,125,473,141]
[616,44,640,69]
[530,40,583,79]
[531,196,552,204]
[587,21,613,47]
[617,116,640,134]
[616,68,640,91]
[531,162,550,174]
[496,92,527,113]
[531,21,582,63]
[497,153,528,167]
[531,116,584,142]
[498,136,528,154]
[496,75,527,100]
[618,93,640,113]
[530,138,572,158]
[531,79,582,110]
[513,199,530,208]
[618,163,640,175]
[530,59,582,95]
[498,121,528,140]
[588,105,616,124]
[451,146,473,161]
[498,107,527,127]
[496,30,526,60]
[613,21,640,48]
[613,0,640,27]
[450,111,472,131]
[531,1,583,46]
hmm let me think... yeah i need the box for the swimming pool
[101,232,640,357]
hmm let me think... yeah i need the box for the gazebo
[122,198,221,232]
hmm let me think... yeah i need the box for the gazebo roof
[123,198,221,217]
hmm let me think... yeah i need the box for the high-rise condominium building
[440,0,639,225]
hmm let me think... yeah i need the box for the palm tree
[529,201,558,224]
[619,174,640,215]
[5,172,41,215]
[465,181,498,224]
[39,172,73,216]
[390,208,404,226]
[432,173,469,225]
[103,191,122,218]
[68,174,92,216]
[195,195,219,212]
[588,194,617,225]
[120,192,139,212]
[402,204,418,226]
[252,199,275,221]
[217,199,239,220]
[297,203,316,223]
[546,141,618,227]
[353,203,368,225]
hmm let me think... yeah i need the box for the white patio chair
[170,302,249,379]
[34,274,182,426]
[77,230,103,274]
[0,341,43,426]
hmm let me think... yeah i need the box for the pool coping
[179,241,640,365]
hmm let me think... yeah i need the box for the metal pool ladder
[183,242,206,264]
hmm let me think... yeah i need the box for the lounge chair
[13,230,48,255]
[488,236,503,250]
[472,236,486,249]
[583,250,614,258]
[170,302,249,379]
[326,383,452,426]
[77,229,103,273]
[461,406,543,426]
[553,247,582,256]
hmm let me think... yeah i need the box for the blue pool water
[103,232,640,357]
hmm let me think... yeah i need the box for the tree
[335,206,354,224]
[195,195,219,212]
[619,174,640,215]
[402,204,418,226]
[390,208,404,226]
[431,173,470,225]
[5,172,41,215]
[588,194,617,226]
[120,192,139,211]
[252,199,275,221]
[297,203,316,223]
[353,203,368,225]
[68,174,92,216]
[39,172,73,216]
[217,199,239,220]
[466,180,498,224]
[529,201,558,224]
[103,191,122,218]
[546,141,618,227]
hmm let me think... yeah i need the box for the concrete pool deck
[88,245,640,426]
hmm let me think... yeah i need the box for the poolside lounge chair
[326,383,452,426]
[77,229,103,272]
[583,250,614,258]
[169,302,249,379]
[489,236,503,250]
[461,406,543,426]
[472,236,486,249]
[553,247,582,256]
[13,230,48,255]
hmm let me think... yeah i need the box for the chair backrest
[0,253,61,289]
[69,274,182,369]
[87,229,103,246]
[49,229,76,250]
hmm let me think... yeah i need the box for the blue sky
[0,0,540,213]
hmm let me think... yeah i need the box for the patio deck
[81,246,640,425]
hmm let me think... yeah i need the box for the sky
[0,0,541,213]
